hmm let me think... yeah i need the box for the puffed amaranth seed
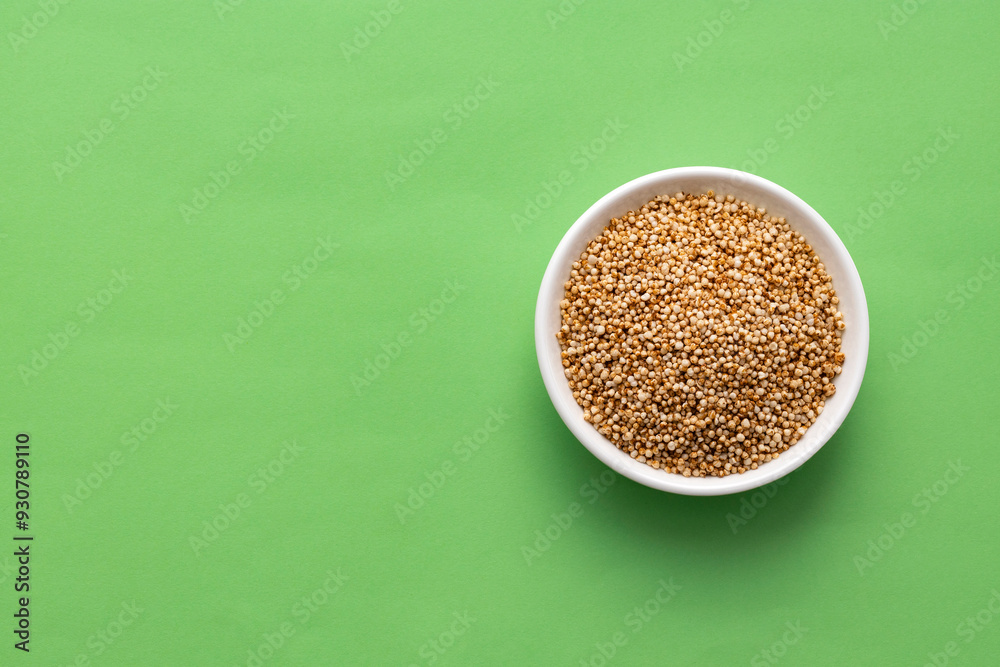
[557,192,845,478]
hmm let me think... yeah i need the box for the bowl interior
[535,167,869,495]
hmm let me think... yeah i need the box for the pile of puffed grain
[557,191,845,478]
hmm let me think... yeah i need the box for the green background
[2,1,998,664]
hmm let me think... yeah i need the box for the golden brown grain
[557,191,844,478]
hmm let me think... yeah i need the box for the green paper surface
[2,1,999,664]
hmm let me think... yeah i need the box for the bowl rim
[534,166,869,496]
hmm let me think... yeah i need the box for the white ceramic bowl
[535,167,869,496]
